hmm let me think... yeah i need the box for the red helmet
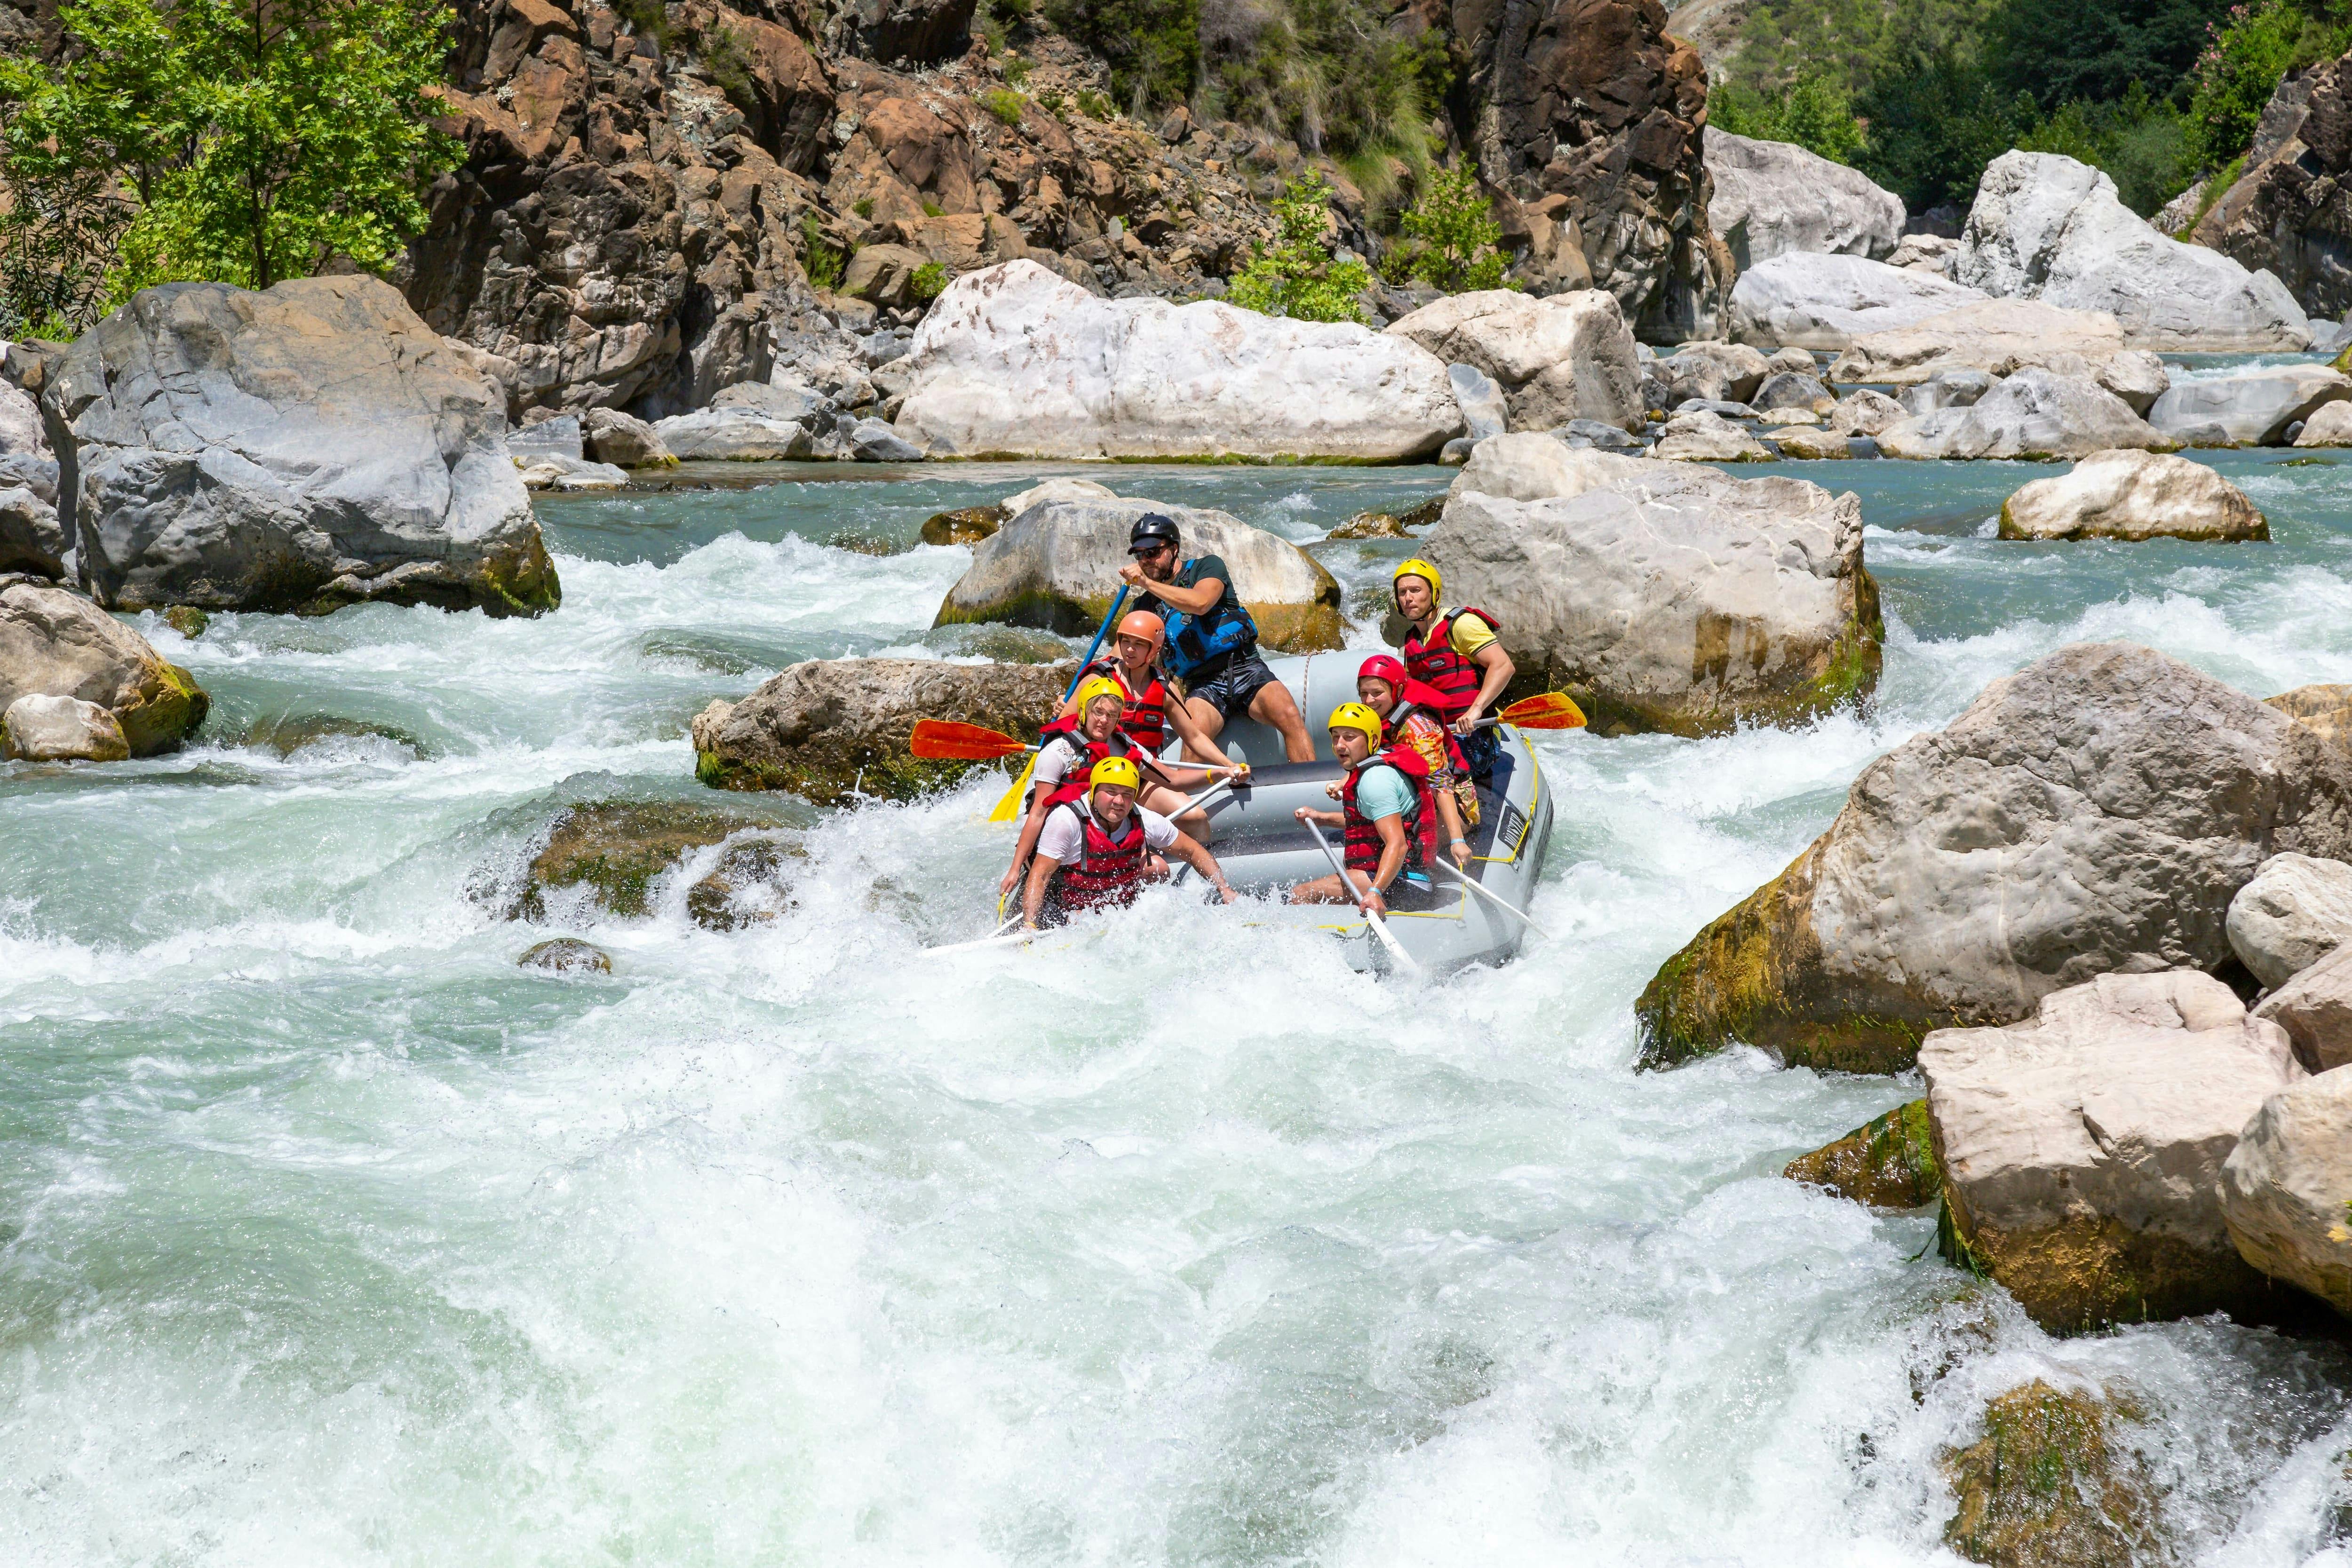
[1358,654,1408,687]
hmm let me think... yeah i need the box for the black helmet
[1128,513,1180,555]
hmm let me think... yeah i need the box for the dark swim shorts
[1180,651,1280,723]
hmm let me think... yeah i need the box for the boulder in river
[1657,341,1770,406]
[892,261,1462,461]
[1941,1381,2166,1564]
[2226,852,2352,990]
[1996,450,2269,542]
[2291,401,2352,446]
[1875,368,2170,460]
[1704,131,1904,269]
[1784,1099,1941,1209]
[1826,390,1906,437]
[2221,1067,2352,1317]
[0,578,207,755]
[1824,300,2162,401]
[2256,944,2352,1073]
[1922,968,2304,1332]
[2147,364,2352,446]
[518,938,613,975]
[44,276,559,617]
[1436,438,1882,736]
[652,408,816,460]
[581,408,675,468]
[1650,409,1772,463]
[1768,426,1856,459]
[1728,252,1988,352]
[693,656,1073,804]
[1,693,130,762]
[1955,151,2312,350]
[1383,289,1644,434]
[919,505,1009,547]
[932,495,1342,651]
[510,800,793,920]
[1636,642,2352,1072]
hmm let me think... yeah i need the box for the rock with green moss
[932,495,1343,652]
[162,605,209,639]
[1637,642,2352,1073]
[0,578,208,754]
[692,656,1073,805]
[513,801,791,919]
[1432,437,1882,737]
[1941,1380,2165,1568]
[918,504,1008,547]
[1328,510,1412,539]
[1785,1099,1941,1209]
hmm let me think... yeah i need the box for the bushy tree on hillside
[0,0,459,333]
[1983,0,2238,107]
[1226,171,1370,324]
[1392,164,1506,292]
[2184,0,2347,163]
[1709,75,1867,164]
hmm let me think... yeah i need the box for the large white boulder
[1922,969,2305,1331]
[1657,341,1771,405]
[1955,151,2311,350]
[1824,300,2167,409]
[0,692,129,762]
[2227,852,2352,990]
[1730,252,1989,351]
[1432,440,1882,736]
[893,261,1463,461]
[1996,450,2268,541]
[2147,365,2352,446]
[2292,401,2352,447]
[1384,289,1643,433]
[2256,944,2352,1073]
[652,408,817,460]
[1706,131,1905,269]
[1875,368,2170,460]
[1636,641,2352,1072]
[2221,1068,2352,1316]
[45,276,559,616]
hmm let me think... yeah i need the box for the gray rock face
[652,408,817,460]
[513,453,630,491]
[45,277,559,617]
[1635,642,2352,1072]
[849,418,924,462]
[1956,151,2311,349]
[1448,363,1509,441]
[1729,252,1988,351]
[0,692,130,762]
[2148,366,2352,446]
[1876,369,2169,460]
[1657,341,1770,405]
[1385,289,1644,433]
[1997,450,2269,542]
[1436,439,1882,736]
[1827,389,1907,436]
[1922,969,2305,1332]
[2257,943,2352,1073]
[1752,371,1833,413]
[1705,131,1905,269]
[1825,300,2159,398]
[2221,1067,2352,1316]
[0,487,64,578]
[581,408,673,468]
[2292,402,2352,447]
[508,415,582,460]
[2228,853,2352,990]
[0,578,207,755]
[1651,408,1772,462]
[1898,369,1998,415]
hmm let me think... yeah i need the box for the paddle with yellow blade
[1472,692,1587,731]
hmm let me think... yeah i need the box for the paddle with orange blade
[910,719,1034,761]
[1474,692,1587,731]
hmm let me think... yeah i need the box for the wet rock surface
[2222,1064,2352,1317]
[1997,451,2269,542]
[0,578,207,755]
[1783,1099,1941,1210]
[1940,1381,2165,1567]
[513,799,789,919]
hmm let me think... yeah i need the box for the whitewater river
[7,433,2352,1563]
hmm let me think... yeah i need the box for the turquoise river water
[6,436,2352,1564]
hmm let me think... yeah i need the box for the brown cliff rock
[2192,49,2352,318]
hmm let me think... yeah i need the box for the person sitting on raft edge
[1001,675,1213,902]
[1390,557,1513,785]
[1118,512,1317,764]
[1024,757,1238,930]
[1287,702,1443,917]
[1058,608,1250,815]
[1355,654,1475,867]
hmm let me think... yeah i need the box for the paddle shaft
[1064,586,1130,703]
[1432,858,1550,939]
[1303,817,1419,974]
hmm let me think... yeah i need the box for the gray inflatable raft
[1160,653,1556,976]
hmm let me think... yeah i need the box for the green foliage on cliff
[1043,0,1199,113]
[0,0,460,333]
[1708,76,1867,164]
[1392,165,1506,292]
[1226,171,1370,323]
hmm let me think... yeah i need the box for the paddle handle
[1303,816,1420,974]
[1065,586,1130,702]
[1432,858,1550,940]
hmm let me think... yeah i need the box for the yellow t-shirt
[1445,608,1498,657]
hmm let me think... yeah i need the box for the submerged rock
[2226,852,2352,989]
[1941,1381,2164,1566]
[684,837,800,930]
[932,495,1342,651]
[242,713,426,758]
[1383,289,1644,434]
[45,276,558,617]
[1,693,130,762]
[1327,510,1414,539]
[1437,440,1882,736]
[1922,969,2302,1332]
[1996,450,2269,541]
[1730,252,1987,351]
[1876,369,2169,460]
[0,579,207,754]
[693,656,1071,804]
[515,800,780,919]
[1784,1099,1941,1209]
[2223,1065,2352,1317]
[1636,642,2352,1072]
[892,261,1463,461]
[518,938,612,975]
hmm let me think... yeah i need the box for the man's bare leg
[1249,680,1316,763]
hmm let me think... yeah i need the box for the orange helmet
[1115,610,1165,651]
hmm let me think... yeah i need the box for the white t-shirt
[1038,801,1179,865]
[1031,734,1092,795]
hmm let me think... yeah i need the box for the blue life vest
[1158,560,1259,678]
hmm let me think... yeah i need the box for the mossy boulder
[242,712,427,757]
[0,578,208,754]
[162,606,209,639]
[1328,510,1412,539]
[1637,642,2352,1072]
[919,504,1007,546]
[1941,1381,2164,1568]
[684,837,800,929]
[692,656,1074,805]
[931,496,1343,654]
[513,801,787,919]
[1784,1100,1941,1209]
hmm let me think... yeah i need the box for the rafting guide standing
[1119,514,1317,764]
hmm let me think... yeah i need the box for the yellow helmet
[1327,702,1384,744]
[1074,675,1127,717]
[1089,756,1141,792]
[1392,557,1441,605]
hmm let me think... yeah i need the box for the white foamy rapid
[4,455,2350,1565]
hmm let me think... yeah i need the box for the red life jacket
[1046,800,1152,911]
[1031,715,1143,810]
[1340,744,1438,878]
[1402,608,1499,721]
[1087,656,1170,755]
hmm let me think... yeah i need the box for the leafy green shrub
[2187,0,2308,165]
[1710,74,1867,165]
[801,212,845,291]
[1076,88,1115,119]
[698,19,755,117]
[911,261,950,301]
[1394,164,1506,292]
[1042,0,1197,114]
[921,200,945,217]
[979,87,1026,126]
[853,197,875,219]
[1226,172,1371,324]
[1201,0,1447,169]
[1038,88,1070,118]
[1002,54,1033,87]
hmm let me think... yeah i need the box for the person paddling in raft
[1024,757,1238,929]
[1288,703,1441,916]
[1119,513,1317,764]
[1001,676,1214,903]
[1354,654,1476,868]
[1058,607,1251,820]
[1390,557,1513,786]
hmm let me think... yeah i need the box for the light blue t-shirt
[1352,763,1430,887]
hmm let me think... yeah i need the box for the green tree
[2185,0,2315,164]
[1396,164,1505,292]
[0,0,460,325]
[1226,171,1370,324]
[1710,74,1867,164]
